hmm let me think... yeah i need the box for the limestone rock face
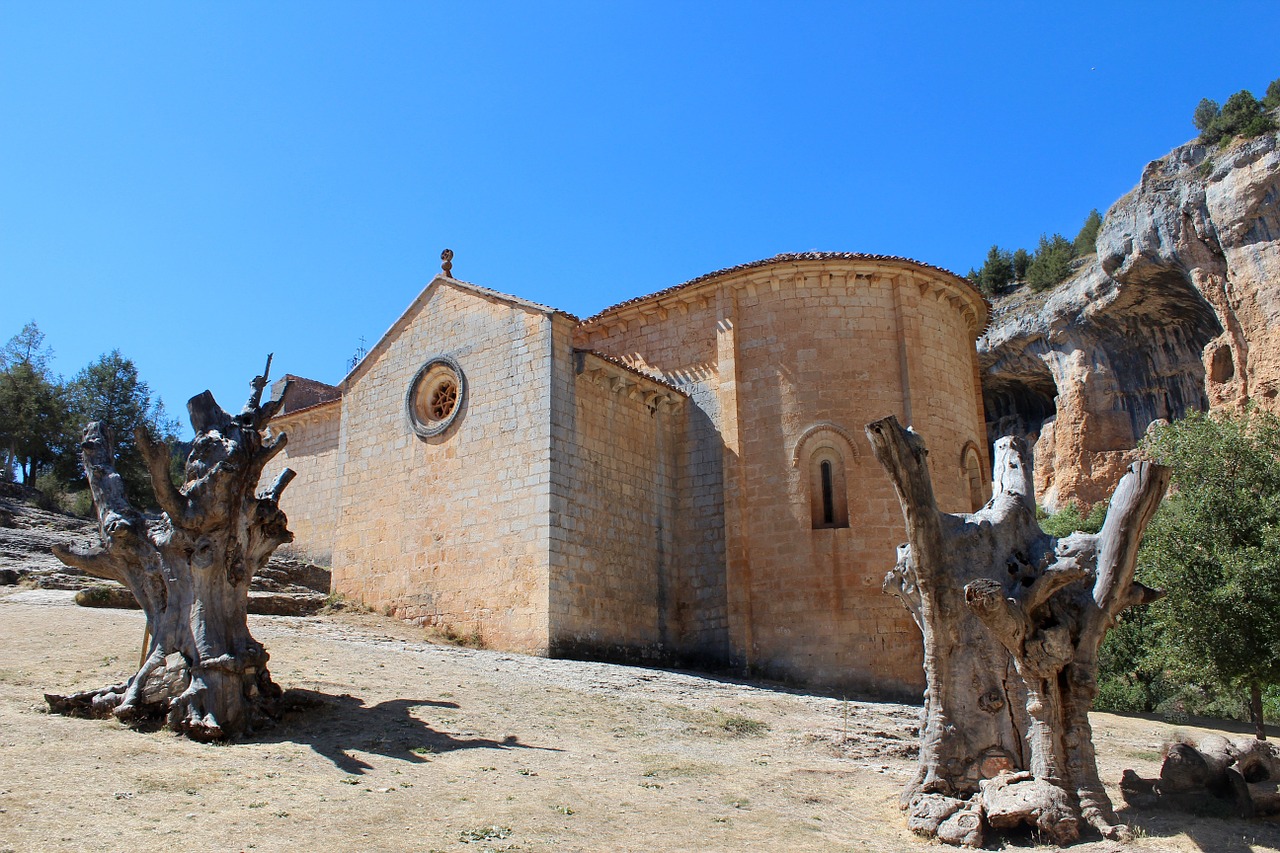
[980,129,1280,509]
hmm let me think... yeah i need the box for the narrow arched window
[963,445,987,512]
[810,449,849,529]
[820,461,835,526]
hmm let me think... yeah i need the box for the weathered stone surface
[246,590,327,616]
[981,128,1280,509]
[75,584,140,609]
[74,582,326,616]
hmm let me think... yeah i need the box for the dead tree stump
[47,364,295,740]
[866,415,1169,846]
[1121,736,1280,817]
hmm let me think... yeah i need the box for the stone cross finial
[441,248,454,278]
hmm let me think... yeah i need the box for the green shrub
[1039,500,1107,538]
[70,489,94,518]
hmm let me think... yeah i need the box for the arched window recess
[793,422,856,530]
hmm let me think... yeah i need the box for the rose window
[406,356,465,438]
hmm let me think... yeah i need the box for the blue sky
[3,2,1278,435]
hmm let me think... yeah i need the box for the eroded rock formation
[981,128,1280,509]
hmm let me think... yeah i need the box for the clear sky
[3,2,1278,436]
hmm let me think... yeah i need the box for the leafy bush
[1118,408,1280,733]
[1039,500,1107,538]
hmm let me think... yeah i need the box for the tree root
[46,659,282,741]
[906,771,1137,848]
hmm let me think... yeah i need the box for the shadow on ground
[1117,805,1280,853]
[254,688,558,775]
[1102,709,1280,740]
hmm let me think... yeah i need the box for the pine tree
[1012,248,1030,281]
[1264,78,1280,111]
[1026,233,1075,292]
[975,245,1014,296]
[63,350,179,506]
[1193,98,1221,132]
[0,322,67,484]
[1073,209,1103,256]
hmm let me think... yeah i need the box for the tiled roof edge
[267,397,341,421]
[578,252,986,325]
[573,348,690,397]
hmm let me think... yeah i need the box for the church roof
[341,275,579,389]
[580,251,982,325]
[576,348,689,395]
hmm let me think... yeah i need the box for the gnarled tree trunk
[47,363,295,741]
[866,415,1169,846]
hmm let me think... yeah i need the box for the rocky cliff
[979,128,1280,509]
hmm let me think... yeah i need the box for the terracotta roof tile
[574,349,689,396]
[579,252,984,324]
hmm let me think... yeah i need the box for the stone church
[261,252,990,699]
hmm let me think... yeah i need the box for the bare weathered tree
[46,363,295,740]
[866,415,1169,846]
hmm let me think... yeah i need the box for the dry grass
[0,594,1278,852]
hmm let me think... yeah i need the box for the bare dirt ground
[1,589,1278,853]
[1,491,1278,852]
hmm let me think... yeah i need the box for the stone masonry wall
[328,280,554,653]
[260,401,342,566]
[573,297,730,664]
[579,260,987,699]
[894,273,993,514]
[547,336,684,662]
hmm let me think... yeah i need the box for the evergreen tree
[1265,78,1280,111]
[0,322,67,484]
[2,321,54,372]
[975,245,1014,296]
[1012,247,1030,281]
[1201,89,1277,144]
[1026,233,1075,291]
[1193,98,1221,132]
[0,363,67,484]
[63,350,179,506]
[1073,209,1103,256]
